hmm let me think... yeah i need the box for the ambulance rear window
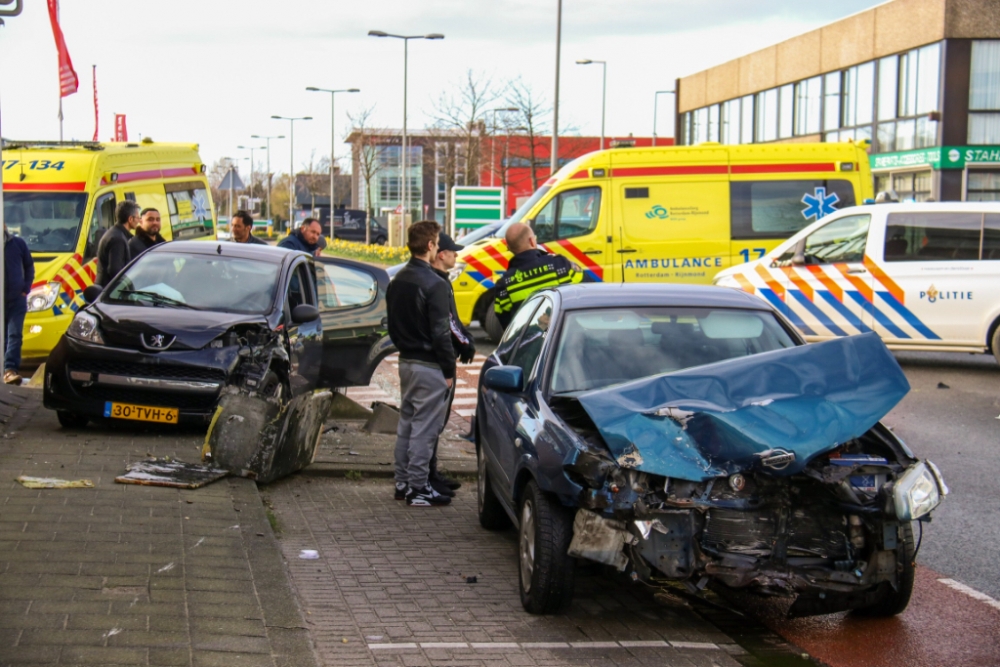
[730,179,856,240]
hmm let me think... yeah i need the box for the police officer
[493,222,582,329]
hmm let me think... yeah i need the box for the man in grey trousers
[385,221,456,507]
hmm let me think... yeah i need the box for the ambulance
[450,141,874,341]
[1,139,216,362]
[713,201,1000,363]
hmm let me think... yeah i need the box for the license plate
[103,401,179,424]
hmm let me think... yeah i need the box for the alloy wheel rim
[519,500,535,593]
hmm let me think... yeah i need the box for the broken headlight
[893,461,947,521]
[66,311,104,345]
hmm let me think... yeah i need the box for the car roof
[552,283,773,311]
[147,240,298,264]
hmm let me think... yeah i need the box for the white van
[713,202,1000,363]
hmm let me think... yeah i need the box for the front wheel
[991,322,1000,366]
[483,298,505,344]
[56,411,88,429]
[853,522,916,617]
[374,235,387,246]
[518,480,575,614]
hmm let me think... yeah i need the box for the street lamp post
[576,60,607,148]
[306,87,359,232]
[251,134,285,223]
[489,108,518,187]
[653,90,675,147]
[368,31,444,224]
[237,145,266,214]
[219,156,235,219]
[271,116,312,231]
[551,0,562,174]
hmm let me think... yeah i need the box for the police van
[1,139,216,362]
[713,202,1000,363]
[450,141,874,340]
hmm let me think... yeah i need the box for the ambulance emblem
[801,187,840,221]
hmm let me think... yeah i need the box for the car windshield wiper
[117,289,198,309]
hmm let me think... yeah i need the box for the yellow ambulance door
[529,184,609,282]
[127,184,171,239]
[617,177,730,284]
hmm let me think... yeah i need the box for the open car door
[312,256,394,388]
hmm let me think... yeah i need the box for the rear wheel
[374,235,387,246]
[518,480,575,614]
[991,322,1000,366]
[854,522,916,617]
[483,298,505,343]
[477,443,511,530]
[56,411,88,429]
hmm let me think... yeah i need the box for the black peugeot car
[44,241,393,428]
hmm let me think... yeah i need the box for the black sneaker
[394,482,407,500]
[430,477,456,497]
[431,471,462,491]
[406,484,451,507]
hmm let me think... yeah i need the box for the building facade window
[969,40,1000,144]
[756,88,779,142]
[795,76,822,136]
[966,170,1000,201]
[778,84,794,139]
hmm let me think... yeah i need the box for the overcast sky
[0,0,882,176]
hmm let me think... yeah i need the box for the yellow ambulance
[1,139,216,362]
[451,141,875,340]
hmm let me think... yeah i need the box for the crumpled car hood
[94,303,269,350]
[575,333,909,482]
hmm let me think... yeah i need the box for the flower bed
[322,238,410,266]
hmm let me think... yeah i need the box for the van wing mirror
[791,238,807,266]
[82,284,103,304]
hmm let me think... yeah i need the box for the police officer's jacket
[493,248,582,329]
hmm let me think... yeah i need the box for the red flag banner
[46,0,79,98]
[114,114,128,142]
[92,66,99,141]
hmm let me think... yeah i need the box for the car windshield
[105,253,281,314]
[456,221,502,245]
[499,186,551,234]
[3,192,89,253]
[551,307,797,394]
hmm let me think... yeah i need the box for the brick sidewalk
[0,388,317,667]
[266,476,746,667]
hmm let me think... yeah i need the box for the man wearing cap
[427,232,475,496]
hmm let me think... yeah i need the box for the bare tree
[434,70,497,191]
[348,106,393,245]
[504,77,554,192]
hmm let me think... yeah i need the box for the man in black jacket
[230,210,268,245]
[96,201,140,286]
[127,208,167,256]
[386,221,454,507]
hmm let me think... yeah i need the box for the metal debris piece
[115,458,228,489]
[16,475,94,489]
[299,550,319,560]
[363,401,400,434]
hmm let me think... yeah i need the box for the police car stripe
[759,288,817,336]
[787,290,849,337]
[876,292,941,340]
[553,239,604,281]
[816,291,873,334]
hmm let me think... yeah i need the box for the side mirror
[291,304,320,324]
[82,284,103,304]
[791,238,807,266]
[483,365,524,393]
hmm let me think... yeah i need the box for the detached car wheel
[477,444,511,530]
[518,480,575,614]
[56,411,88,429]
[853,522,916,617]
[483,298,505,343]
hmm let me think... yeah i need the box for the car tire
[991,321,1000,366]
[56,411,88,429]
[477,444,511,530]
[483,298,505,344]
[853,522,916,617]
[375,235,387,246]
[258,369,284,401]
[518,480,575,614]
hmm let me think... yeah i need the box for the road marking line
[368,643,418,650]
[454,388,477,395]
[451,397,478,406]
[420,642,468,648]
[571,641,620,648]
[470,642,520,649]
[367,639,718,651]
[521,642,571,649]
[937,578,1000,611]
[619,641,669,647]
[455,409,476,417]
[671,641,719,649]
[456,379,468,385]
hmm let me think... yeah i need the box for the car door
[283,261,323,395]
[770,213,875,340]
[312,256,391,388]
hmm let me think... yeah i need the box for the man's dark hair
[140,207,160,217]
[116,200,140,225]
[408,220,441,255]
[232,210,253,228]
[301,217,321,230]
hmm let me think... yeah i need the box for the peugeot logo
[757,448,796,471]
[141,333,176,350]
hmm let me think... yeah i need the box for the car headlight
[449,262,466,282]
[27,282,62,312]
[66,311,104,345]
[893,461,948,521]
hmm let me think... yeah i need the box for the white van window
[165,182,213,240]
[775,214,870,266]
[985,215,1000,260]
[731,180,856,240]
[884,212,984,261]
[530,188,602,243]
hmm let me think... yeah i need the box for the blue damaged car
[474,284,947,617]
